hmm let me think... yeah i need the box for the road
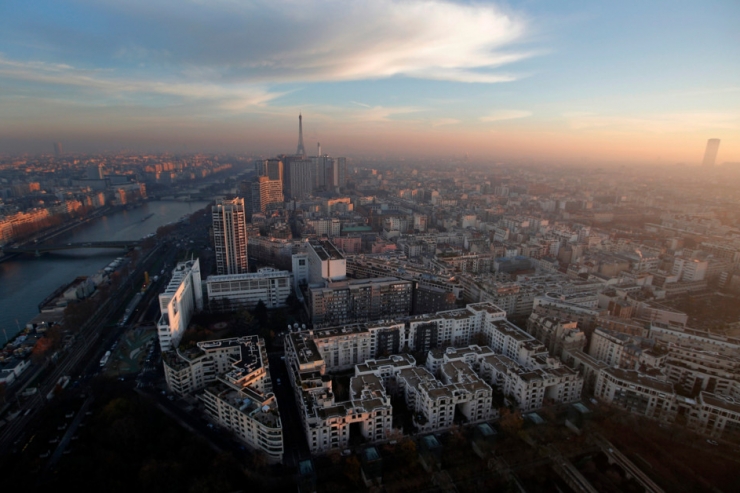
[268,351,311,466]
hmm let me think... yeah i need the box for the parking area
[103,325,157,376]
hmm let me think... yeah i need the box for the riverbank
[0,200,210,344]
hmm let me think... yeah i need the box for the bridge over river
[2,240,142,255]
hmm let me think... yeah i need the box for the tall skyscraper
[702,138,720,168]
[53,142,63,157]
[311,155,329,189]
[296,113,306,156]
[212,198,248,275]
[285,159,313,199]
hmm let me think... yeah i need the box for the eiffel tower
[296,113,306,156]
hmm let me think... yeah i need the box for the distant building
[157,259,203,352]
[672,257,708,282]
[86,164,104,180]
[212,198,249,275]
[53,142,63,157]
[702,138,720,168]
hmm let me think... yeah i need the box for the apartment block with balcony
[162,336,283,462]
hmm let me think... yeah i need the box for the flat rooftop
[313,324,369,340]
[356,354,416,374]
[310,239,345,261]
[288,332,323,364]
[206,269,291,283]
[491,320,534,343]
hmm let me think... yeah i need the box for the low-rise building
[206,267,291,311]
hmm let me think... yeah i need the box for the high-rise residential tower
[296,113,306,156]
[702,138,720,168]
[250,176,284,214]
[212,198,249,275]
[284,157,314,199]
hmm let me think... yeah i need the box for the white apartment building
[663,343,740,398]
[281,302,588,455]
[284,331,394,454]
[428,344,582,412]
[693,391,740,439]
[592,367,740,441]
[162,336,283,462]
[479,353,582,412]
[650,322,740,356]
[311,324,376,371]
[397,367,457,431]
[589,327,666,371]
[672,257,708,282]
[311,320,409,371]
[206,267,292,311]
[594,368,676,422]
[395,360,495,433]
[157,259,203,352]
[307,239,346,283]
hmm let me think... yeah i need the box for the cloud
[338,104,422,123]
[71,0,531,84]
[0,56,280,109]
[480,110,532,122]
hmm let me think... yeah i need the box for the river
[0,200,210,345]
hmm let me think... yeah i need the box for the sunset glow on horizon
[0,0,738,164]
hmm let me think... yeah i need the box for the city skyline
[0,0,738,164]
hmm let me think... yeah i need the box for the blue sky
[0,0,738,162]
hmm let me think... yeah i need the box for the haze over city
[4,2,740,493]
[1,0,738,163]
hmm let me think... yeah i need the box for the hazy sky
[1,0,738,163]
